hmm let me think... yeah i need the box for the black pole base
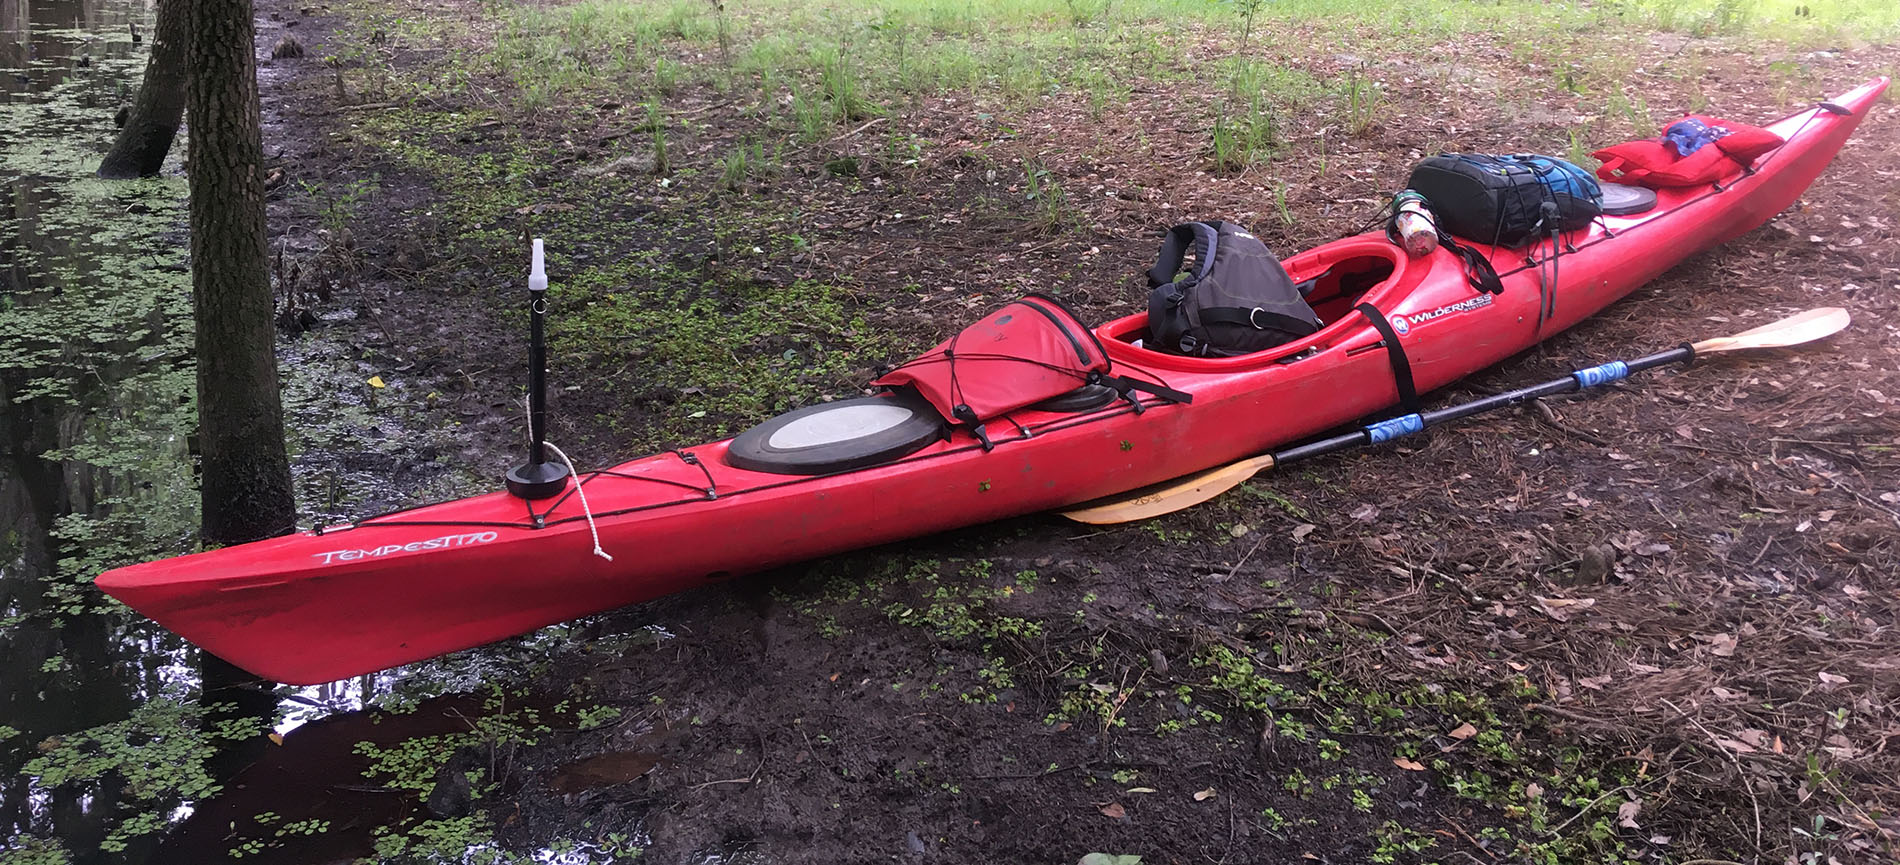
[506,460,571,500]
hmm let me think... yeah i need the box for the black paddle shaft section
[506,273,572,500]
[1271,345,1695,467]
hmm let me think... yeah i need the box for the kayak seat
[1291,266,1331,298]
[1095,239,1409,368]
[1294,255,1396,327]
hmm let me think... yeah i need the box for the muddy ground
[238,1,1900,862]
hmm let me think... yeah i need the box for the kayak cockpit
[1098,237,1411,370]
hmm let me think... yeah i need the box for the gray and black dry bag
[1145,220,1320,357]
[1405,153,1603,248]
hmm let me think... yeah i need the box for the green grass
[1021,159,1076,233]
[553,264,903,446]
[330,0,1898,208]
[436,0,1900,124]
[402,0,1898,190]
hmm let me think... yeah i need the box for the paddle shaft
[1272,344,1694,466]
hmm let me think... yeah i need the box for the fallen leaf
[1077,854,1142,865]
[1098,802,1126,819]
[1193,788,1216,801]
[1628,661,1662,674]
[1818,672,1848,686]
[1525,782,1543,799]
[1349,504,1379,522]
[1534,596,1596,621]
[1448,722,1478,740]
[1617,799,1642,829]
[1125,787,1157,794]
[1230,524,1250,538]
[1696,633,1738,657]
[1714,737,1758,754]
[268,733,284,745]
[1393,758,1426,771]
[367,375,387,388]
[1291,523,1317,541]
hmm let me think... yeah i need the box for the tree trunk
[97,0,189,179]
[186,0,295,549]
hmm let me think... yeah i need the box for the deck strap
[1355,302,1421,413]
[1091,372,1193,405]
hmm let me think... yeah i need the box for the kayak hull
[98,79,1887,684]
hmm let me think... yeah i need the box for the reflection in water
[157,692,524,864]
[3,6,651,863]
[2,2,195,862]
[0,0,138,102]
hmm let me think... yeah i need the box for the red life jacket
[1593,114,1784,188]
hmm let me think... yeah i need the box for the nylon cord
[542,441,612,561]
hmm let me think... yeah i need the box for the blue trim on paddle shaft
[1573,360,1630,388]
[1366,413,1425,443]
[1271,345,1696,467]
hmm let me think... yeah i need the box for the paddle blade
[1060,455,1275,524]
[1692,307,1849,354]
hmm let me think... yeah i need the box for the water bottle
[1392,189,1439,257]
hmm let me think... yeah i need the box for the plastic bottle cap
[528,238,547,292]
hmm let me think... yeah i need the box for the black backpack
[1145,220,1320,357]
[1406,154,1603,248]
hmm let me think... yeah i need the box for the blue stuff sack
[1662,117,1736,157]
[1406,153,1604,248]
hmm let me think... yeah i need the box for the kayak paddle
[1060,307,1850,525]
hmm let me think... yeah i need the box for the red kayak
[99,79,1887,685]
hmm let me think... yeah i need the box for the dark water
[2,2,190,861]
[1,3,650,862]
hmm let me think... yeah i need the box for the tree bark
[97,0,190,179]
[186,0,295,548]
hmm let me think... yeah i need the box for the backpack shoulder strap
[1147,222,1220,289]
